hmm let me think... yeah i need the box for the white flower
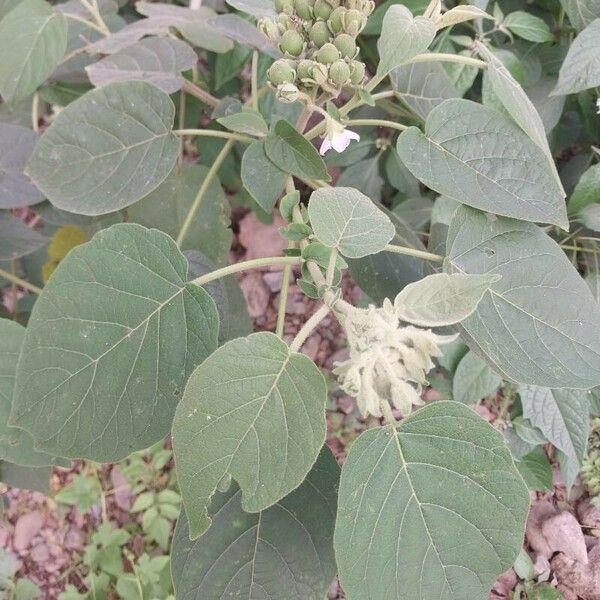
[596,98,600,114]
[333,300,457,418]
[319,115,360,155]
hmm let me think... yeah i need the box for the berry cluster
[260,0,373,98]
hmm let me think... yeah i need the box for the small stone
[13,511,44,553]
[30,542,50,563]
[240,272,271,319]
[541,511,588,564]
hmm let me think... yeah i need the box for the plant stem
[383,244,444,262]
[190,256,302,287]
[289,304,331,352]
[176,139,234,247]
[345,118,408,133]
[173,129,254,143]
[63,12,107,35]
[380,399,397,425]
[181,79,220,108]
[0,268,42,295]
[251,50,259,111]
[371,90,398,102]
[31,93,40,133]
[408,53,487,69]
[325,247,338,286]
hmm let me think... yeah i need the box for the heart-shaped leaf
[171,447,339,599]
[172,331,327,539]
[27,81,179,216]
[335,401,529,600]
[11,223,219,462]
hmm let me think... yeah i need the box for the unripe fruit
[349,60,365,84]
[259,18,280,42]
[294,0,314,19]
[328,6,346,33]
[333,33,357,58]
[275,0,294,13]
[309,20,331,47]
[313,0,332,20]
[297,59,317,79]
[316,42,340,64]
[268,59,297,85]
[329,60,351,85]
[343,8,365,35]
[279,29,304,56]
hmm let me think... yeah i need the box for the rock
[552,543,600,600]
[110,467,132,511]
[238,213,287,260]
[30,542,49,563]
[578,499,600,529]
[490,568,517,598]
[263,271,289,293]
[13,511,44,553]
[525,500,558,558]
[301,335,320,360]
[541,511,588,564]
[533,553,551,577]
[240,272,270,319]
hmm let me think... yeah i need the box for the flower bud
[316,42,340,64]
[329,59,351,86]
[268,59,297,86]
[342,8,366,35]
[259,18,280,42]
[305,61,329,86]
[294,0,314,19]
[275,0,294,13]
[333,33,357,58]
[279,29,304,56]
[346,0,374,15]
[349,60,365,84]
[296,59,316,79]
[309,20,331,47]
[327,6,346,33]
[313,0,332,20]
[276,82,301,103]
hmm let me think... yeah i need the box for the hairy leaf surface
[453,351,502,404]
[11,224,219,462]
[173,332,327,539]
[335,401,529,600]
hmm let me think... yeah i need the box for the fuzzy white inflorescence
[333,299,457,418]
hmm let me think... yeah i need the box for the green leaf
[27,81,179,216]
[172,331,327,539]
[11,223,219,462]
[264,120,329,181]
[395,272,500,327]
[377,5,436,76]
[390,61,459,121]
[128,164,232,266]
[568,162,600,215]
[241,140,287,213]
[217,109,268,137]
[452,351,502,404]
[559,0,600,31]
[85,37,197,94]
[225,0,276,17]
[477,45,564,195]
[334,401,529,600]
[209,14,281,58]
[0,125,44,208]
[171,447,339,599]
[504,11,554,42]
[0,0,68,103]
[516,447,553,492]
[0,462,51,493]
[0,212,47,260]
[397,99,568,229]
[446,206,600,388]
[337,155,384,202]
[308,187,395,258]
[553,19,600,95]
[0,319,67,467]
[520,385,589,489]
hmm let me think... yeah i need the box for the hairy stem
[31,93,40,133]
[190,256,302,287]
[383,244,444,262]
[181,79,220,109]
[289,304,331,352]
[251,50,259,111]
[176,139,234,247]
[0,268,42,295]
[408,53,487,69]
[63,12,108,35]
[174,129,253,143]
[345,118,408,133]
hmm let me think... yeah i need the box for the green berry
[329,60,351,86]
[316,42,340,64]
[313,0,332,20]
[279,29,304,56]
[268,59,297,85]
[294,0,314,19]
[275,0,294,13]
[342,8,365,35]
[349,60,365,84]
[333,33,357,58]
[309,21,331,47]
